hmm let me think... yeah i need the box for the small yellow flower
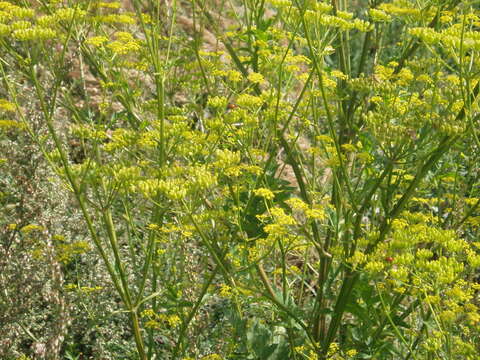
[253,187,275,200]
[52,234,66,242]
[327,342,339,356]
[54,7,86,22]
[12,27,56,41]
[107,37,141,55]
[236,93,263,108]
[147,223,161,231]
[80,286,102,294]
[227,70,242,82]
[316,135,334,143]
[219,284,233,298]
[85,36,108,47]
[202,355,222,360]
[247,72,265,84]
[0,99,15,112]
[346,349,358,357]
[20,224,44,233]
[369,9,392,22]
[145,319,161,330]
[141,309,155,318]
[286,197,309,212]
[96,1,121,9]
[331,70,348,80]
[97,14,136,25]
[305,208,326,220]
[166,315,181,327]
[396,68,414,86]
[64,283,77,290]
[341,143,356,152]
[269,0,292,7]
[207,96,228,109]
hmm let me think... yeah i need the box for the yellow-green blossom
[20,224,44,233]
[56,241,91,263]
[286,197,309,211]
[219,284,233,298]
[85,35,108,47]
[12,26,56,41]
[253,187,275,200]
[236,93,263,108]
[95,1,121,9]
[227,70,242,82]
[202,355,222,360]
[247,72,265,84]
[369,8,392,22]
[207,96,228,109]
[96,14,136,25]
[0,120,25,130]
[305,208,326,220]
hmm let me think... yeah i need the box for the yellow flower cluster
[0,98,15,112]
[267,0,292,9]
[0,3,97,42]
[0,2,34,21]
[410,25,480,52]
[247,72,265,85]
[302,7,372,33]
[218,284,235,298]
[0,119,25,130]
[141,309,181,329]
[85,35,108,47]
[11,26,56,41]
[107,31,142,55]
[94,13,136,25]
[213,149,244,177]
[94,1,122,9]
[378,0,435,22]
[369,9,392,23]
[20,224,44,233]
[201,355,223,360]
[253,187,275,200]
[207,96,228,109]
[263,207,297,241]
[236,93,263,108]
[55,240,91,264]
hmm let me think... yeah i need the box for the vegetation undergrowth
[0,0,479,359]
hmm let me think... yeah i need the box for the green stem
[173,265,219,358]
[375,283,417,360]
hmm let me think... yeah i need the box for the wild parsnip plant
[1,0,480,359]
